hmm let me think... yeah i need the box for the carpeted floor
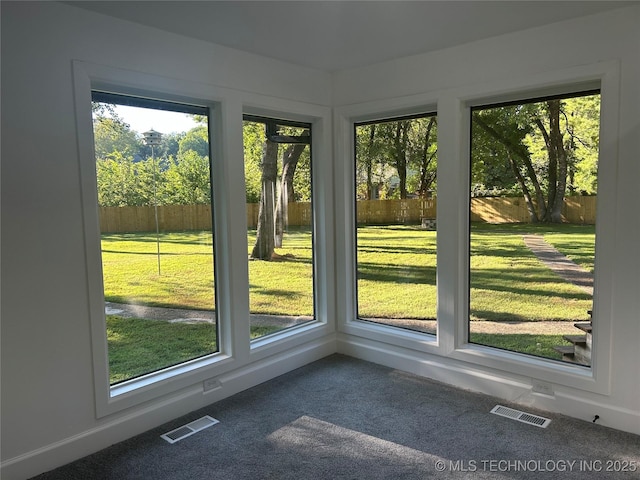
[33,355,640,479]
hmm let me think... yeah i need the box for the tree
[275,141,307,247]
[179,126,209,157]
[93,115,142,161]
[96,153,142,206]
[162,151,211,205]
[471,93,600,223]
[355,116,437,200]
[243,121,267,203]
[250,139,278,260]
[417,117,438,198]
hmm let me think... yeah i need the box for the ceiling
[70,1,633,72]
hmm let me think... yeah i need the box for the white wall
[1,3,333,479]
[333,4,640,437]
[2,2,639,479]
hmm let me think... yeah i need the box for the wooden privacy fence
[99,196,596,233]
[100,204,213,233]
[470,196,597,224]
[356,198,436,224]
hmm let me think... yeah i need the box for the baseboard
[1,337,336,480]
[337,336,640,436]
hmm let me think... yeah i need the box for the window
[91,92,219,385]
[469,91,600,366]
[354,114,438,335]
[242,116,315,339]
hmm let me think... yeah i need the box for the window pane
[354,115,438,335]
[469,92,600,366]
[243,118,315,339]
[92,94,218,385]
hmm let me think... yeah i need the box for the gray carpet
[33,355,640,479]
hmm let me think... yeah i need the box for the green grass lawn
[357,226,437,319]
[247,227,314,316]
[470,223,593,323]
[108,315,280,384]
[102,222,595,382]
[469,333,565,361]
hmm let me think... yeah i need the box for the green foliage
[162,151,211,205]
[94,113,211,206]
[471,93,600,199]
[291,148,312,202]
[93,115,142,161]
[96,153,143,207]
[243,121,265,203]
[96,154,169,206]
[355,116,437,200]
[178,125,209,157]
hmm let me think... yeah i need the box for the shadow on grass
[469,308,589,322]
[102,232,213,247]
[357,262,436,284]
[357,244,435,255]
[102,249,213,256]
[470,269,593,300]
[248,286,305,299]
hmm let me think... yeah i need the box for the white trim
[337,336,639,435]
[73,60,233,416]
[333,92,440,351]
[1,337,335,480]
[242,99,336,353]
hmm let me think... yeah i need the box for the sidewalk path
[105,302,312,328]
[522,234,593,295]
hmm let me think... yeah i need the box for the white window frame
[242,102,335,362]
[73,61,335,417]
[73,61,239,417]
[335,61,619,396]
[352,111,440,338]
[335,97,440,353]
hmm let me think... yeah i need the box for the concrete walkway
[105,302,312,328]
[522,234,594,295]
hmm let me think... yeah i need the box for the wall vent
[490,405,551,428]
[161,415,219,444]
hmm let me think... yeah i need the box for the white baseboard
[337,336,640,436]
[1,337,335,480]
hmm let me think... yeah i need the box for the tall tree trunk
[474,116,547,221]
[393,122,409,199]
[366,125,376,199]
[251,139,278,260]
[506,152,539,223]
[534,101,566,222]
[275,143,306,247]
[548,100,567,222]
[419,117,436,197]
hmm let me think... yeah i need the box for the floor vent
[491,405,551,428]
[161,415,219,444]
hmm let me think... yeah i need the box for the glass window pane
[243,118,315,339]
[354,115,438,335]
[92,94,218,385]
[469,92,600,366]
